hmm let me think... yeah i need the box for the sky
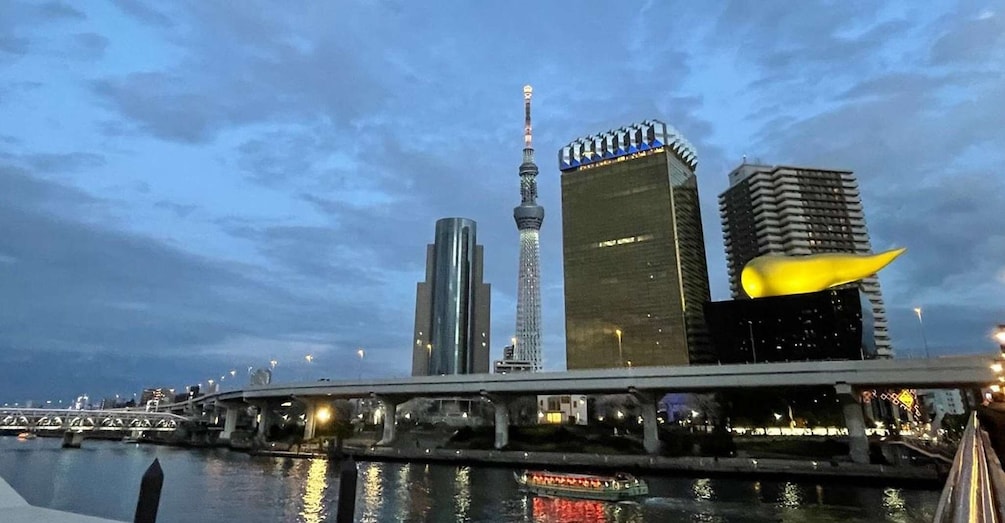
[1,0,1004,402]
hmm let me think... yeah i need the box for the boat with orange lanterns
[514,470,648,501]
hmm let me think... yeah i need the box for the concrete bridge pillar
[302,400,318,441]
[631,389,661,455]
[482,393,511,450]
[836,383,869,464]
[220,407,239,441]
[247,401,272,440]
[375,397,399,446]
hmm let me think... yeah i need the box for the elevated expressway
[165,356,996,464]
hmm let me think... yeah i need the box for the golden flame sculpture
[741,248,906,298]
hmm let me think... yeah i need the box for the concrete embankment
[250,445,943,487]
[0,476,123,522]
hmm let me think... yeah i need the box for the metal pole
[747,321,757,363]
[134,458,163,523]
[336,458,358,523]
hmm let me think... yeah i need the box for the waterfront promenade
[253,442,943,486]
[0,476,122,523]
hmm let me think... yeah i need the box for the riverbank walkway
[252,443,943,485]
[0,476,123,522]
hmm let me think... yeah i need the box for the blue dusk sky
[1,1,1004,402]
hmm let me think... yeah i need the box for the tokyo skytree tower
[513,85,544,371]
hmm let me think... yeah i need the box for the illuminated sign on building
[558,119,697,172]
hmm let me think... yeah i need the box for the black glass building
[559,120,713,369]
[703,287,874,364]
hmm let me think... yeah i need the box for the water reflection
[454,466,471,521]
[0,438,943,523]
[531,496,643,522]
[299,458,328,523]
[778,482,802,508]
[692,478,715,501]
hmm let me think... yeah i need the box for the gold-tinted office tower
[559,120,712,369]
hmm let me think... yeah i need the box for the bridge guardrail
[934,411,1005,522]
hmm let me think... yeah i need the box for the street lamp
[994,324,1005,355]
[270,359,278,369]
[615,329,624,367]
[746,320,758,363]
[914,307,930,358]
[305,354,314,364]
[357,348,365,380]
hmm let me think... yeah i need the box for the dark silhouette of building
[703,287,874,363]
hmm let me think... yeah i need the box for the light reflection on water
[300,458,328,523]
[0,438,940,522]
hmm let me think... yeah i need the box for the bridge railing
[934,411,1005,522]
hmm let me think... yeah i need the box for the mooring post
[134,458,164,523]
[335,458,358,523]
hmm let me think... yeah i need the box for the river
[0,437,939,522]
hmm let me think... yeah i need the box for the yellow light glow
[995,330,1005,344]
[316,407,331,423]
[741,248,906,298]
[544,412,563,424]
[992,363,1003,373]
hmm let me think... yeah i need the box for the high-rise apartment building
[512,85,544,371]
[559,120,713,369]
[412,218,491,375]
[718,163,893,357]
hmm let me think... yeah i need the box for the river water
[0,437,939,522]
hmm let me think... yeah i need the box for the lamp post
[914,307,930,359]
[615,329,624,367]
[746,320,758,364]
[994,324,1005,356]
[357,348,365,380]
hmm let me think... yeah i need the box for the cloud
[23,152,105,173]
[109,0,173,28]
[71,32,108,60]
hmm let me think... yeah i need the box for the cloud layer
[1,0,1003,400]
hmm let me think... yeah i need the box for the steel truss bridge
[0,408,188,432]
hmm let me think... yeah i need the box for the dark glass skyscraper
[412,218,491,375]
[559,120,712,369]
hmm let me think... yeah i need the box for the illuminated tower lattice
[513,85,544,371]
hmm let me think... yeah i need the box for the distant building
[494,344,533,373]
[559,120,713,369]
[537,394,588,425]
[718,162,893,357]
[412,218,491,376]
[139,388,169,405]
[250,368,272,386]
[704,288,871,363]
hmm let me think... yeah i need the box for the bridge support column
[220,407,239,441]
[257,406,271,440]
[61,431,84,449]
[482,393,510,450]
[836,383,869,464]
[631,389,661,455]
[302,401,318,441]
[375,397,398,446]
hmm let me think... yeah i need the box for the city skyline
[1,1,1003,399]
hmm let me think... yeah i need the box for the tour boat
[16,432,36,440]
[514,470,649,501]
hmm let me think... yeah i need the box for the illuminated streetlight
[316,407,332,423]
[914,307,930,358]
[994,325,1005,355]
[305,354,314,364]
[773,412,783,421]
[230,370,237,377]
[357,348,365,380]
[270,359,278,369]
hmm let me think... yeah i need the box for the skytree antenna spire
[513,85,544,371]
